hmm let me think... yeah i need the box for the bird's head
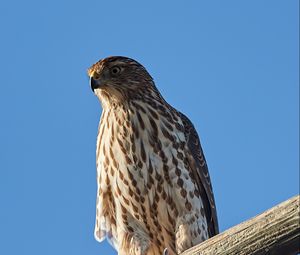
[88,56,156,108]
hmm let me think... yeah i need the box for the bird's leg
[175,213,207,254]
[118,230,150,255]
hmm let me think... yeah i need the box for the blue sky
[0,1,298,254]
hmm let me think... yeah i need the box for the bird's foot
[163,248,169,255]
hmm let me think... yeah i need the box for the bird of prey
[88,56,218,255]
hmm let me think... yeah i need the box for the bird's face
[87,56,154,107]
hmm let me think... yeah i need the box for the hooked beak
[90,76,103,92]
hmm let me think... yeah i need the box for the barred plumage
[88,56,218,255]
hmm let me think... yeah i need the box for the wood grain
[181,195,300,255]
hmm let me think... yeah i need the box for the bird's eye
[110,66,121,75]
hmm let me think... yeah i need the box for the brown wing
[179,112,219,237]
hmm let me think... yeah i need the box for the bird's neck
[100,94,179,139]
[96,84,165,111]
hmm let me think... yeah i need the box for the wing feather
[179,112,219,237]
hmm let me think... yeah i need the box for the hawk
[88,56,218,255]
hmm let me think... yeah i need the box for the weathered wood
[182,195,300,255]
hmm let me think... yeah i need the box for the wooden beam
[181,195,300,255]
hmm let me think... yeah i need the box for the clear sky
[0,1,298,254]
